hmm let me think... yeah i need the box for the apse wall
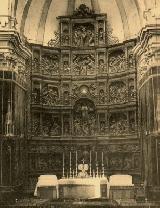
[2,0,157,45]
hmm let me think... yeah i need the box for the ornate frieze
[109,81,127,104]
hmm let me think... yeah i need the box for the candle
[102,152,104,165]
[70,152,71,166]
[90,151,91,164]
[76,151,78,176]
[63,153,65,177]
[96,152,97,164]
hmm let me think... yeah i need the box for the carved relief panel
[109,80,127,104]
[73,99,96,136]
[32,113,41,136]
[42,113,61,136]
[109,112,128,135]
[109,50,126,74]
[41,54,59,75]
[41,84,59,106]
[72,53,95,75]
[72,22,95,47]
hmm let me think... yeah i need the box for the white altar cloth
[58,177,108,199]
[34,175,58,197]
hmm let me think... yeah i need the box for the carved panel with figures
[109,112,128,135]
[42,114,61,136]
[41,54,59,75]
[109,50,126,73]
[73,99,96,136]
[72,54,95,75]
[109,81,127,104]
[72,23,95,47]
[41,84,59,106]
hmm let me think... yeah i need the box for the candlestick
[69,152,72,178]
[95,152,97,164]
[76,151,78,177]
[62,152,65,178]
[89,151,92,177]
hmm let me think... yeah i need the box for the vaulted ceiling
[9,0,159,45]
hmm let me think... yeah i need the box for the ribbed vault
[5,0,160,45]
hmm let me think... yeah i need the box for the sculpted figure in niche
[63,60,70,74]
[99,89,105,104]
[63,91,70,104]
[32,58,39,72]
[99,59,105,73]
[73,100,96,136]
[100,121,105,134]
[98,28,104,43]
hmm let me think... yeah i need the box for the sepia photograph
[0,0,160,207]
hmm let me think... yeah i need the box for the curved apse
[10,0,156,45]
